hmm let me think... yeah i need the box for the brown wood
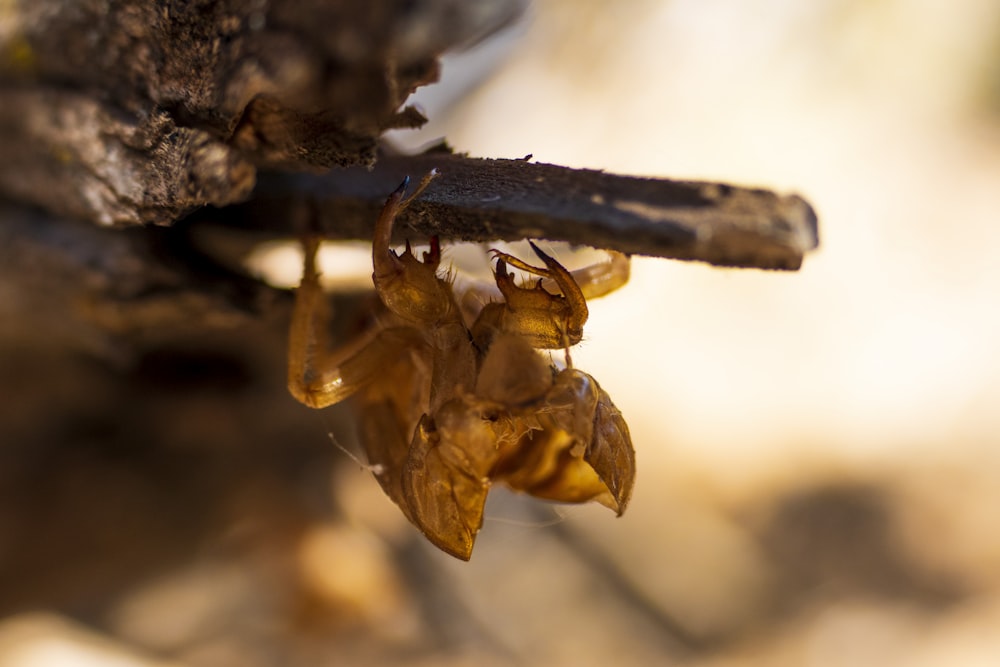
[205,151,818,270]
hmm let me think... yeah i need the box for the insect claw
[527,242,563,277]
[398,170,439,212]
[424,236,441,266]
[393,175,411,197]
[528,241,550,263]
[491,248,552,280]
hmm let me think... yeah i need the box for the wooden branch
[198,152,819,270]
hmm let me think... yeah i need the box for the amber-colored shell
[288,173,634,560]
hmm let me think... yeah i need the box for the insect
[287,172,635,560]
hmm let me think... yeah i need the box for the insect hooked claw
[397,168,439,213]
[528,240,553,264]
[393,174,411,197]
[490,246,553,281]
[374,170,440,264]
[424,236,441,267]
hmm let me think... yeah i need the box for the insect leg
[287,235,423,408]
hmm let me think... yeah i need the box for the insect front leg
[369,173,477,410]
[287,235,423,408]
[370,172,457,327]
[471,243,589,357]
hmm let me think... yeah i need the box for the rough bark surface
[0,0,520,223]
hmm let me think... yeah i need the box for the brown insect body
[288,174,635,560]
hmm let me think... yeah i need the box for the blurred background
[3,1,1000,665]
